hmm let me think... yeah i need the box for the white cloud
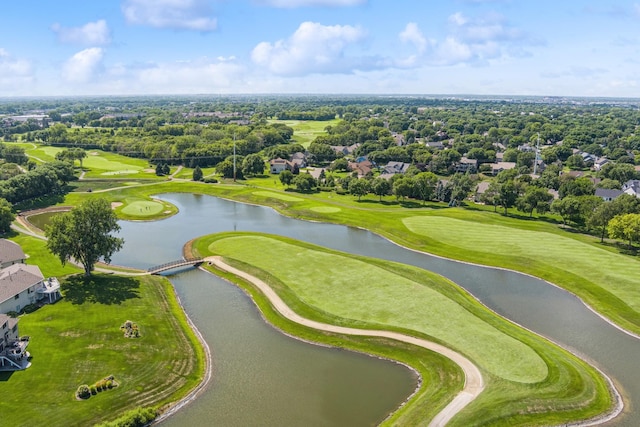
[0,49,34,92]
[399,23,429,54]
[51,20,111,46]
[62,48,104,83]
[252,21,384,76]
[257,0,366,7]
[396,13,534,67]
[122,0,217,31]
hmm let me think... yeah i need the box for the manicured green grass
[269,119,340,147]
[252,190,304,202]
[120,200,166,217]
[0,274,205,427]
[9,232,80,277]
[51,179,640,335]
[404,214,640,312]
[191,232,613,426]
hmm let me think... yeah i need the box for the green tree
[349,178,370,201]
[516,186,553,217]
[588,202,619,242]
[413,172,438,205]
[392,177,414,201]
[498,180,520,215]
[192,165,203,181]
[551,196,583,226]
[45,198,124,277]
[608,213,640,248]
[242,153,265,176]
[371,177,391,201]
[481,181,501,212]
[292,173,316,192]
[449,173,476,206]
[279,170,294,187]
[0,198,14,233]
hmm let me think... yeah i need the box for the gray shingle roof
[0,239,26,266]
[0,264,43,305]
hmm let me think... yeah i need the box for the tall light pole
[233,133,237,182]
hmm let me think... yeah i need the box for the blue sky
[1,0,640,97]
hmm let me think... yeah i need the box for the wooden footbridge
[147,258,205,275]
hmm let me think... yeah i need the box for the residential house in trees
[383,161,411,175]
[491,162,517,176]
[455,157,478,173]
[622,179,640,198]
[290,152,308,169]
[595,188,623,201]
[348,160,374,178]
[269,158,294,174]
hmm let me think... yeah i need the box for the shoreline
[204,256,485,427]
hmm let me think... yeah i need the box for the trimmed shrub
[76,384,90,399]
[97,407,158,427]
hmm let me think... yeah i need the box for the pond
[105,193,639,426]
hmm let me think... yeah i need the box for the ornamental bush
[76,384,90,399]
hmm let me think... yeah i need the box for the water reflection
[112,193,639,426]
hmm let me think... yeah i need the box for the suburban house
[0,239,26,269]
[383,161,411,175]
[455,157,478,173]
[290,152,308,169]
[474,181,491,202]
[594,157,610,171]
[595,188,623,201]
[308,168,326,181]
[491,162,517,176]
[348,160,374,177]
[0,240,60,370]
[269,158,295,174]
[622,179,640,198]
[330,143,360,156]
[424,141,444,149]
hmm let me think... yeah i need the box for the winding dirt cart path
[207,256,485,427]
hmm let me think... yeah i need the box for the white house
[0,264,47,314]
[269,158,294,174]
[622,179,640,198]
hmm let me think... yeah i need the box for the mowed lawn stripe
[209,235,548,383]
[403,215,640,313]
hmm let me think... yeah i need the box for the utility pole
[233,133,236,182]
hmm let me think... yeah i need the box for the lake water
[107,193,640,426]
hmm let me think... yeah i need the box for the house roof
[475,181,491,194]
[595,188,623,200]
[383,161,411,174]
[0,264,44,305]
[491,162,516,171]
[0,240,26,266]
[307,168,325,180]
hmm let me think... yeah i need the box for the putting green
[253,191,303,202]
[209,235,548,383]
[403,215,640,312]
[310,206,341,213]
[101,170,141,176]
[120,200,165,216]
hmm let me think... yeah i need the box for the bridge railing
[147,258,204,273]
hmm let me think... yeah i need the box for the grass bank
[54,178,640,336]
[190,232,614,426]
[0,232,205,426]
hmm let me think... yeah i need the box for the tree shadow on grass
[61,274,141,305]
